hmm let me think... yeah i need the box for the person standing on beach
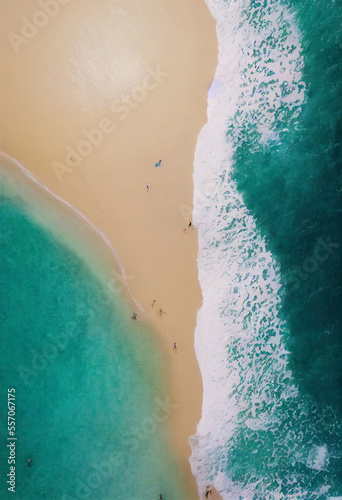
[146,183,151,191]
[158,308,167,317]
[173,342,177,349]
[184,221,193,233]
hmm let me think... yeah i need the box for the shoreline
[0,152,142,312]
[0,1,219,498]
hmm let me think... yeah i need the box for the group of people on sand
[146,160,163,191]
[146,160,194,232]
[132,300,177,350]
[151,299,167,317]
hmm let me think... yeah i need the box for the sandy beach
[1,1,219,498]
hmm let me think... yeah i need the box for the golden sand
[0,1,219,497]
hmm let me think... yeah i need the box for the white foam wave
[306,445,330,471]
[190,0,308,498]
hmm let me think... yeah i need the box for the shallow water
[0,176,186,500]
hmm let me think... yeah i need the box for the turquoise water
[0,191,186,499]
[232,0,342,410]
[229,0,342,493]
[190,0,342,497]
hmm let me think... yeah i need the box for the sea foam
[189,0,318,498]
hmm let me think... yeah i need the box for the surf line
[0,151,145,312]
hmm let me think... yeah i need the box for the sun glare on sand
[53,2,149,111]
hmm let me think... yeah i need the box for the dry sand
[0,1,219,498]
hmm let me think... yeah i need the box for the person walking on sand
[146,183,151,192]
[173,342,177,349]
[151,299,156,307]
[184,221,193,233]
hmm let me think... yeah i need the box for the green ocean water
[227,0,342,495]
[232,0,342,411]
[0,191,185,500]
[190,0,342,497]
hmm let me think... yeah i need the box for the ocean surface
[190,0,342,499]
[0,161,187,500]
[1,0,342,498]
